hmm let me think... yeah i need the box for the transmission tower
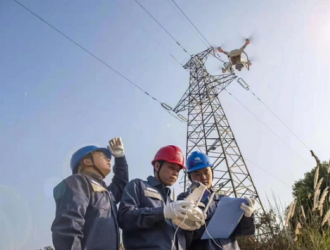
[172,48,266,233]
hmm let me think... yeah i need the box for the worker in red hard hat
[118,145,205,250]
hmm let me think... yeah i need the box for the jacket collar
[83,171,105,185]
[147,175,172,197]
[147,175,162,187]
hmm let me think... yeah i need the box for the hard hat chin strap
[188,168,214,185]
[156,161,165,185]
[91,153,106,179]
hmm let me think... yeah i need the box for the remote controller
[185,181,207,206]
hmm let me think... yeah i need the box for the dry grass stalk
[294,222,302,243]
[311,150,321,167]
[312,178,323,212]
[292,200,297,217]
[286,200,296,226]
[318,187,329,216]
[294,236,298,243]
[321,209,330,226]
[295,222,302,235]
[300,205,306,221]
[313,188,321,212]
[316,177,323,191]
[314,166,320,189]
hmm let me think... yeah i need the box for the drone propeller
[241,31,257,44]
[245,56,256,67]
[210,41,227,50]
[245,37,252,44]
[210,45,219,55]
[209,44,227,62]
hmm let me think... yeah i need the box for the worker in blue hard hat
[51,137,129,250]
[177,151,256,250]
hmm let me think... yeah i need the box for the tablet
[201,197,248,240]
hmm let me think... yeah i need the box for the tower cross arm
[173,86,191,113]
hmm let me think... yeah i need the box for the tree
[290,151,330,226]
[292,162,329,208]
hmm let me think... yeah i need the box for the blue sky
[1,0,330,249]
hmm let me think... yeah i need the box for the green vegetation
[239,150,330,250]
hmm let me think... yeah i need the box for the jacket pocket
[90,183,111,211]
[143,189,164,207]
[144,190,163,200]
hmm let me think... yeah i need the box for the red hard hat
[151,145,186,169]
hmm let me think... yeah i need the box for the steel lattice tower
[173,48,265,223]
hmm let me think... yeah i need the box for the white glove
[171,206,206,231]
[164,200,194,220]
[240,196,255,217]
[185,206,205,223]
[171,217,203,231]
[108,137,125,157]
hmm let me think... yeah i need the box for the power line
[167,0,225,63]
[170,0,212,47]
[244,157,289,187]
[134,0,191,56]
[12,0,183,123]
[224,89,311,167]
[248,87,310,151]
[164,0,209,48]
[112,0,183,67]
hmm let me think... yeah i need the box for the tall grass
[239,151,330,250]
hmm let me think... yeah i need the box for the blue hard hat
[70,145,112,174]
[186,151,213,173]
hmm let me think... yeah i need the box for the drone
[217,39,252,74]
